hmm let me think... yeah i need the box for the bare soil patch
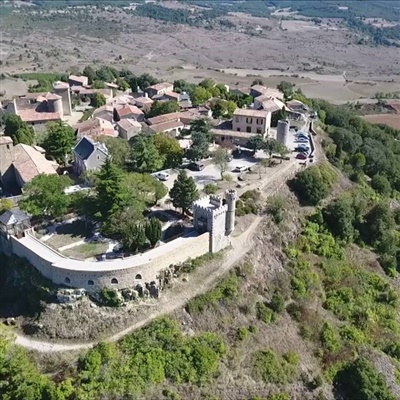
[362,114,400,129]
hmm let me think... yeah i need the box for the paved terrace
[17,230,202,272]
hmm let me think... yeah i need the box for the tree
[318,109,326,124]
[129,135,165,173]
[252,78,263,86]
[0,198,13,214]
[224,173,234,189]
[98,136,129,167]
[350,152,366,171]
[188,131,210,161]
[170,170,199,215]
[41,121,75,165]
[121,222,147,253]
[199,78,215,90]
[275,141,290,163]
[189,86,211,106]
[277,81,294,99]
[83,65,96,84]
[225,100,237,118]
[95,158,129,220]
[334,358,396,400]
[152,133,183,168]
[146,100,180,118]
[3,114,35,145]
[213,147,229,180]
[371,174,391,196]
[145,218,162,247]
[323,197,356,242]
[91,92,106,108]
[19,174,72,218]
[210,100,225,119]
[246,136,265,154]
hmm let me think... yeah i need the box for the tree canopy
[41,121,75,165]
[152,133,183,169]
[91,92,106,108]
[129,135,165,173]
[3,114,35,145]
[19,174,72,218]
[170,170,199,215]
[146,100,180,118]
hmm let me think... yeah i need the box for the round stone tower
[225,189,237,235]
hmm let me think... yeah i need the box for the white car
[234,165,248,173]
[155,172,170,181]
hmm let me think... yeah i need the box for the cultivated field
[1,6,400,103]
[362,114,400,130]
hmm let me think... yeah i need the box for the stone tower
[192,190,238,253]
[225,189,237,235]
[52,81,71,116]
[0,136,15,187]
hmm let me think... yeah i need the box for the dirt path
[14,216,262,353]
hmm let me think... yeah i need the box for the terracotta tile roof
[147,120,184,133]
[116,104,143,118]
[13,143,58,184]
[233,108,270,118]
[164,91,180,99]
[135,96,154,104]
[53,81,70,90]
[211,128,256,139]
[147,82,173,91]
[147,112,181,125]
[117,118,142,131]
[18,109,61,123]
[69,75,88,85]
[260,99,281,113]
[75,118,115,139]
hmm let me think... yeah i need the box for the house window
[246,117,253,124]
[87,280,94,286]
[257,118,263,125]
[246,126,251,133]
[111,278,118,285]
[235,116,239,122]
[256,128,262,134]
[135,274,142,280]
[237,128,241,132]
[97,155,100,160]
[65,277,71,284]
[6,145,10,150]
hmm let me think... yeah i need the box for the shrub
[339,325,366,344]
[256,302,276,324]
[204,183,219,194]
[100,288,122,307]
[320,322,341,353]
[236,327,248,341]
[266,195,287,224]
[269,291,285,314]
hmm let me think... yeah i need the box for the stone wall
[8,231,209,293]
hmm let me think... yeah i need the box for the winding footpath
[14,160,301,353]
[15,215,262,353]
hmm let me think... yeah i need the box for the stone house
[232,108,271,138]
[73,136,109,176]
[68,75,89,87]
[145,82,174,99]
[117,118,142,140]
[92,105,114,123]
[115,104,144,122]
[0,209,31,238]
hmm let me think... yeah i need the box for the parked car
[234,165,248,173]
[296,138,309,143]
[296,133,309,139]
[155,171,170,181]
[189,162,205,171]
[296,153,308,160]
[295,146,310,153]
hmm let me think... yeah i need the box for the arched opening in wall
[111,278,118,285]
[65,277,71,284]
[135,274,142,280]
[88,280,94,286]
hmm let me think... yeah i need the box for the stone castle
[0,190,237,293]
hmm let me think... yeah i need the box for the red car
[296,153,308,160]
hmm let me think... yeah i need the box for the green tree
[188,131,210,161]
[98,136,129,167]
[3,114,35,145]
[0,198,13,214]
[145,218,162,247]
[323,196,356,242]
[290,165,335,205]
[123,222,147,252]
[212,147,229,180]
[199,78,215,90]
[83,65,96,84]
[277,81,294,99]
[20,174,72,218]
[210,100,225,119]
[91,92,106,108]
[225,100,237,118]
[246,136,265,154]
[95,158,129,220]
[170,170,199,215]
[41,121,75,165]
[350,152,366,171]
[146,100,180,118]
[92,80,106,89]
[334,358,396,400]
[318,109,326,123]
[190,86,211,106]
[371,174,391,196]
[129,135,165,173]
[252,78,263,86]
[152,133,183,168]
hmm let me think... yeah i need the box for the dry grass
[362,114,400,129]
